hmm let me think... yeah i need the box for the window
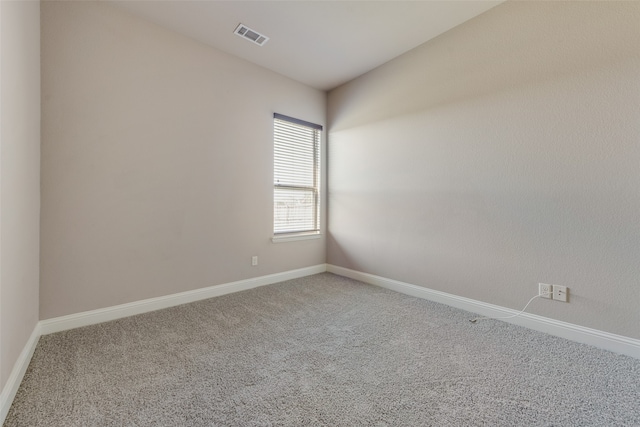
[273,113,322,237]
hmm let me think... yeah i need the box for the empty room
[1,0,639,425]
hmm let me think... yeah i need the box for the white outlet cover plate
[539,283,553,299]
[553,285,568,302]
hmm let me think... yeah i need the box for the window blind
[274,113,322,235]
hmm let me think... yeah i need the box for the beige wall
[40,1,326,319]
[327,1,640,338]
[0,0,41,389]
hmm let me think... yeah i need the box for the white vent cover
[234,23,269,46]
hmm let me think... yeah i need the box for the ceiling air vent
[234,23,269,46]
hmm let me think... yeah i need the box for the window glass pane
[274,187,316,234]
[273,114,321,235]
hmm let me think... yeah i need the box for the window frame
[272,113,322,242]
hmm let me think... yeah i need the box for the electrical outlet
[553,285,568,302]
[251,256,258,266]
[539,283,552,299]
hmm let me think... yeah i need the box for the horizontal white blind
[274,114,321,235]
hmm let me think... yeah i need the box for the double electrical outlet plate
[539,283,568,302]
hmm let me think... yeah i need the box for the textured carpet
[5,273,640,426]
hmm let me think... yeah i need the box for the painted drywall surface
[327,1,640,339]
[0,0,41,389]
[40,1,326,319]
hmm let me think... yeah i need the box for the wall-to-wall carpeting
[5,274,639,426]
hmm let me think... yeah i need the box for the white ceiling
[108,1,504,91]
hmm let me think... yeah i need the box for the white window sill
[271,232,322,243]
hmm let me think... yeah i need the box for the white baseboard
[40,264,327,335]
[0,323,41,425]
[327,264,640,359]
